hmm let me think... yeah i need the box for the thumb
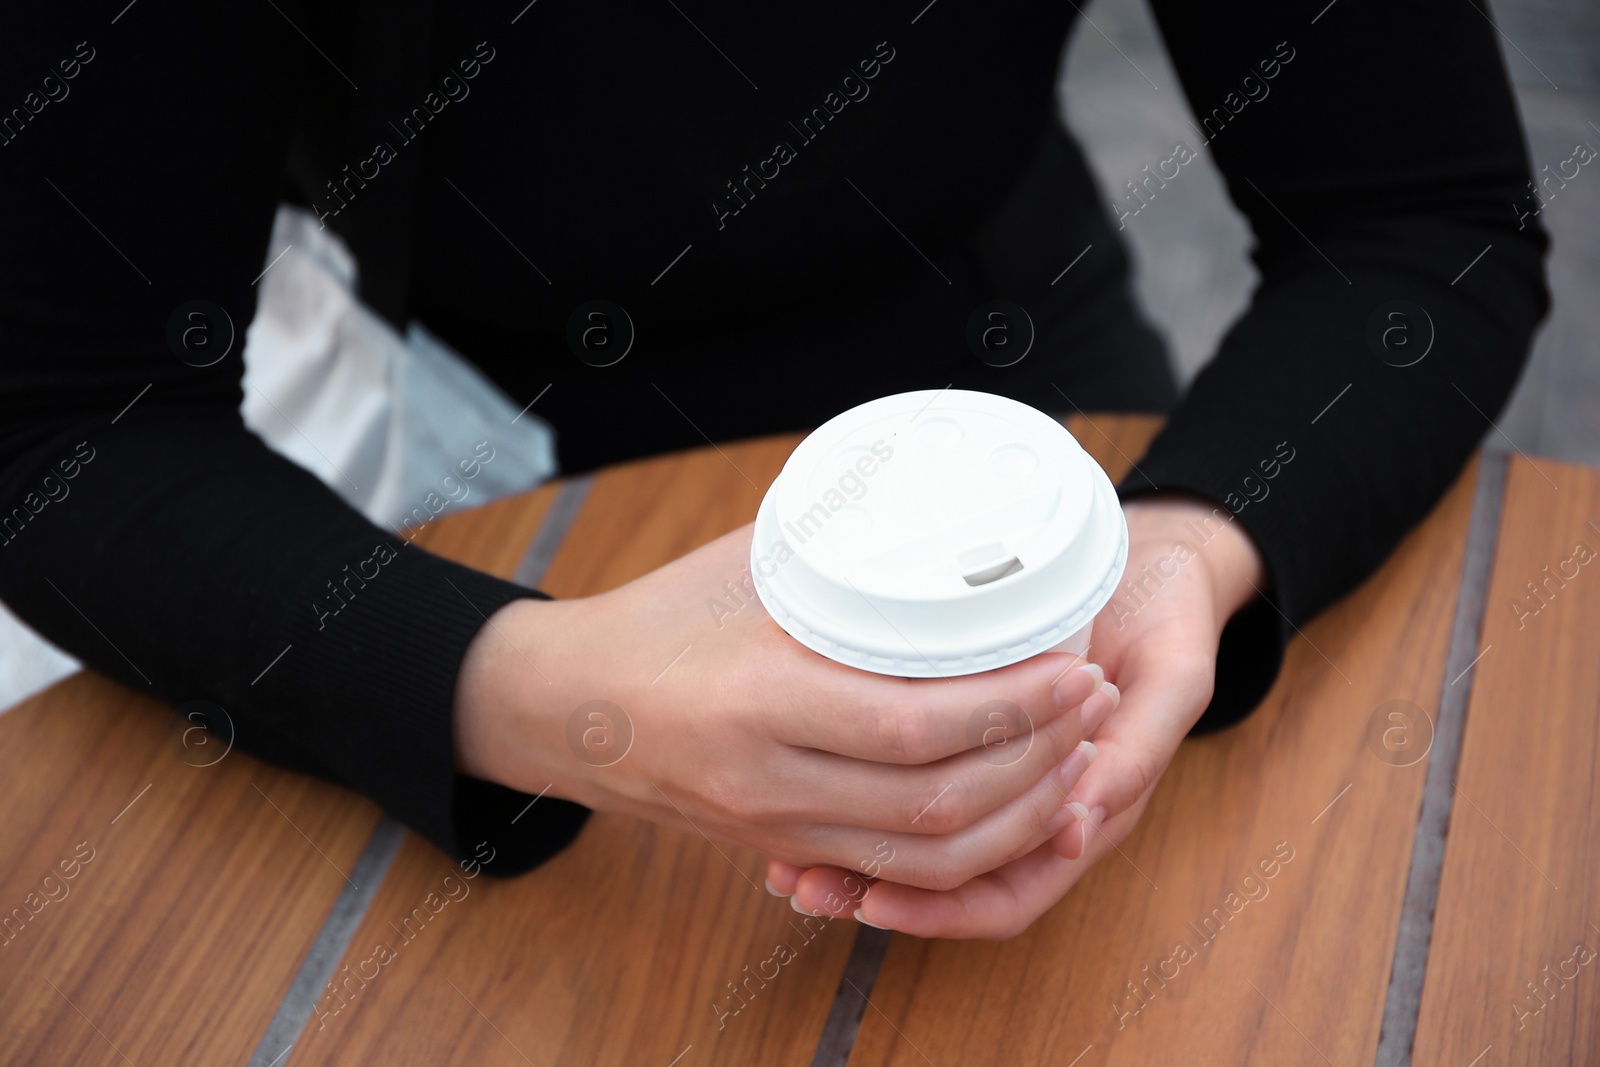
[1049,650,1213,859]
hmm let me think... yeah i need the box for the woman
[0,0,1548,938]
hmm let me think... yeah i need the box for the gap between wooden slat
[1374,452,1510,1066]
[806,452,1512,1067]
[244,474,594,1067]
[810,926,894,1067]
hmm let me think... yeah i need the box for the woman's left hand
[764,493,1267,939]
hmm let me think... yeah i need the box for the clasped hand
[453,495,1263,939]
[764,495,1266,938]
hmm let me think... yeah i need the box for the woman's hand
[765,493,1267,937]
[451,522,1122,892]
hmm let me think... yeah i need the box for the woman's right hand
[453,522,1120,891]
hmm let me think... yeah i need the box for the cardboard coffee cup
[750,389,1128,677]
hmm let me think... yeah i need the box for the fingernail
[764,876,790,898]
[1045,800,1089,834]
[1055,740,1096,791]
[790,895,814,915]
[1081,694,1107,735]
[1056,662,1103,713]
[1081,682,1122,735]
[1082,805,1107,848]
[854,909,889,929]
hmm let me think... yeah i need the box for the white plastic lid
[750,389,1128,677]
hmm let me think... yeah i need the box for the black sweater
[0,0,1549,874]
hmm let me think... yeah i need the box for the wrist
[452,595,592,806]
[1122,492,1268,627]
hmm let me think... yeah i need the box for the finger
[1052,804,1106,861]
[765,858,803,896]
[1054,743,1166,862]
[993,738,1109,865]
[748,684,1113,883]
[799,804,1144,939]
[1056,651,1210,834]
[1081,680,1121,737]
[1002,797,1091,866]
[787,866,876,922]
[791,844,1077,940]
[772,649,1106,765]
[782,740,1099,891]
[775,689,1110,836]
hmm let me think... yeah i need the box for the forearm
[1138,0,1549,635]
[1124,227,1545,628]
[1,414,589,869]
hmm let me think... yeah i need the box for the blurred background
[2,0,1596,708]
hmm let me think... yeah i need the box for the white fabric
[240,203,558,527]
[0,203,559,712]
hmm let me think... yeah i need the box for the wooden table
[2,416,1595,1067]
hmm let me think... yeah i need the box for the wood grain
[403,477,559,574]
[0,418,1528,1067]
[286,434,875,1067]
[847,451,1482,1066]
[1410,458,1600,1066]
[0,676,382,1066]
[0,483,554,1067]
[1062,413,1164,486]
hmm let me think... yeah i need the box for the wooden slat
[0,482,555,1066]
[287,434,877,1067]
[532,441,787,600]
[1411,458,1600,1066]
[0,676,382,1066]
[404,479,560,575]
[847,455,1482,1066]
[5,413,1529,1066]
[1064,413,1164,484]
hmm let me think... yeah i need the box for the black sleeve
[0,6,587,874]
[1122,0,1551,729]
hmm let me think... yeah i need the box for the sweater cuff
[265,547,590,876]
[1193,591,1290,733]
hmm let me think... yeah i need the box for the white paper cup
[750,389,1128,677]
